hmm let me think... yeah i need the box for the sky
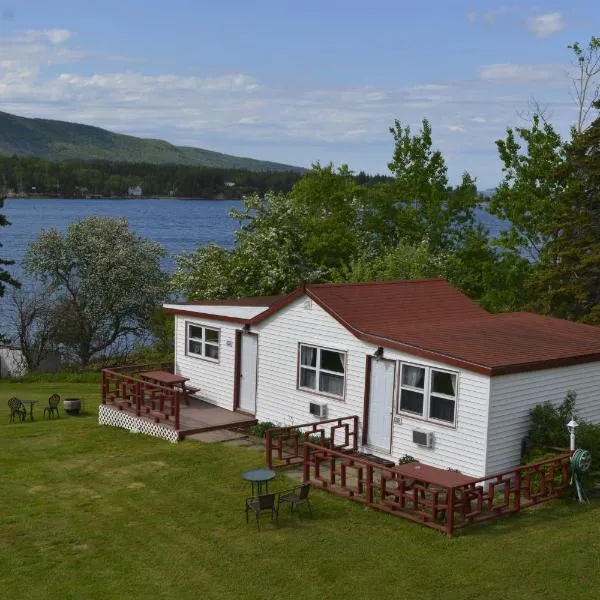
[0,1,597,187]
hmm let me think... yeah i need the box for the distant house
[164,279,600,478]
[224,181,236,188]
[128,185,143,197]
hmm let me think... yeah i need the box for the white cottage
[164,279,600,477]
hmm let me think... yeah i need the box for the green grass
[2,381,600,599]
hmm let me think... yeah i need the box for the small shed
[0,345,26,378]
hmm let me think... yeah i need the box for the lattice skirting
[98,405,180,443]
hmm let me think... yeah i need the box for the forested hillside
[0,111,302,172]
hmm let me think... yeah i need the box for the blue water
[2,198,242,281]
[0,199,504,285]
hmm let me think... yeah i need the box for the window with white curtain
[399,363,457,425]
[186,323,220,361]
[299,344,346,398]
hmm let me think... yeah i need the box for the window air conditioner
[412,430,434,448]
[309,401,328,419]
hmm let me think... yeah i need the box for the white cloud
[527,13,565,38]
[482,5,517,25]
[18,29,72,45]
[475,63,565,84]
[0,26,581,185]
[466,11,477,23]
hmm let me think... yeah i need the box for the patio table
[21,400,38,422]
[394,462,477,488]
[139,370,191,406]
[242,468,276,496]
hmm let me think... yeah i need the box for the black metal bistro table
[21,400,38,422]
[242,468,276,496]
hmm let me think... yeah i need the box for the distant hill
[0,111,303,172]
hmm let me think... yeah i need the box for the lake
[1,198,505,285]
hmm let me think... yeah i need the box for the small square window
[186,323,220,361]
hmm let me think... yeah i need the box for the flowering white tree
[24,216,168,365]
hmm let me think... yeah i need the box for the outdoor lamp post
[567,418,578,451]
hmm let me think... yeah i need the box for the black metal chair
[8,397,26,423]
[245,493,279,530]
[43,394,61,419]
[279,483,312,516]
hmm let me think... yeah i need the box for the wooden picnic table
[139,370,191,406]
[394,462,477,488]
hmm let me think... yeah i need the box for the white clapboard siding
[486,362,600,474]
[174,315,238,410]
[254,296,492,477]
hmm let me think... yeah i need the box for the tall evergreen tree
[532,102,600,323]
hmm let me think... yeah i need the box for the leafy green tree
[531,102,600,323]
[332,239,446,283]
[385,119,479,254]
[490,115,566,263]
[24,217,168,365]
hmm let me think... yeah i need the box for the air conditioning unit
[309,401,328,419]
[412,430,434,448]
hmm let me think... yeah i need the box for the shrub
[527,390,600,473]
[398,454,417,464]
[528,390,577,450]
[250,421,277,438]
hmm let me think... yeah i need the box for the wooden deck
[178,398,257,437]
[101,366,256,439]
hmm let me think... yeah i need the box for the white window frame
[186,322,220,362]
[298,343,346,400]
[398,362,458,426]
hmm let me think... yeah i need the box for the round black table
[242,468,276,496]
[21,400,38,421]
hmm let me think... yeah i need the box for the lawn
[2,381,600,600]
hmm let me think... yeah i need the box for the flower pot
[63,398,81,416]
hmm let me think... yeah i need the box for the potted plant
[63,398,81,416]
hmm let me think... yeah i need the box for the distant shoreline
[3,195,240,201]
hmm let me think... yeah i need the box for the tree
[24,217,168,365]
[569,36,600,133]
[531,102,600,323]
[0,212,20,298]
[332,238,447,283]
[172,166,365,300]
[490,115,566,263]
[385,119,480,254]
[9,288,56,371]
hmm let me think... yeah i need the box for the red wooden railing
[265,416,359,469]
[101,368,182,430]
[302,443,572,535]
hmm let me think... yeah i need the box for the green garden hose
[571,449,591,503]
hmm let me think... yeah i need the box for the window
[186,323,219,360]
[399,363,457,425]
[299,344,346,398]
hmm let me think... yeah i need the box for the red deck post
[303,441,310,483]
[101,370,107,404]
[135,380,141,417]
[446,486,455,536]
[174,390,180,431]
[513,467,521,512]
